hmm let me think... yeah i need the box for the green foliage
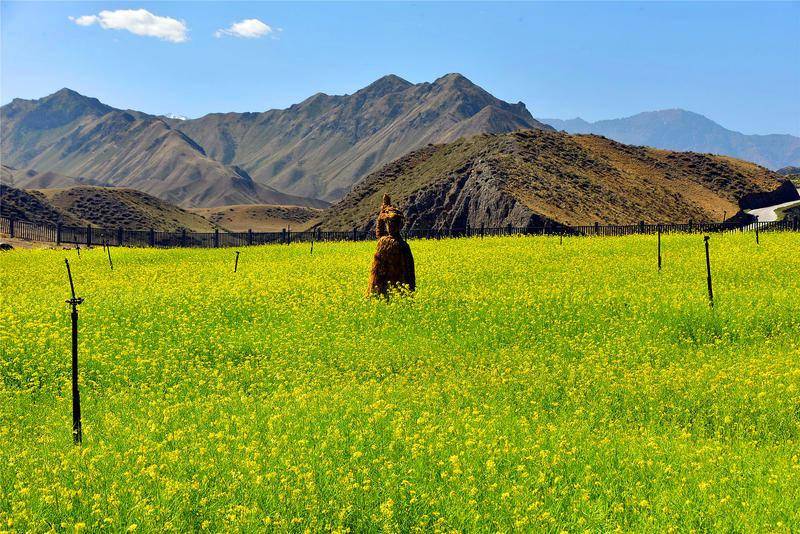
[1,233,799,531]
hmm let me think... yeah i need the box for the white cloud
[70,15,99,26]
[69,9,188,43]
[214,18,274,39]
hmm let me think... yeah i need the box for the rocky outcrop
[400,160,553,232]
[739,180,800,210]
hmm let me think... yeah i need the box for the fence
[1,216,798,248]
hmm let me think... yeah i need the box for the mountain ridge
[168,73,553,201]
[1,94,328,208]
[542,109,800,170]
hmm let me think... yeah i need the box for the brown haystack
[366,194,415,297]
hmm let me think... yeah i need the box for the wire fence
[1,216,798,248]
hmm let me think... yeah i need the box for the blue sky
[2,1,798,135]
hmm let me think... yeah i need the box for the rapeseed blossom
[0,233,798,531]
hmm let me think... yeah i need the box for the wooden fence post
[755,220,760,245]
[657,225,662,271]
[214,228,220,248]
[56,223,62,246]
[281,228,286,244]
[181,229,187,247]
[149,228,155,247]
[480,223,485,238]
[8,218,14,238]
[594,222,599,235]
[248,229,253,246]
[86,225,92,247]
[704,236,714,307]
[117,227,123,247]
[352,227,356,241]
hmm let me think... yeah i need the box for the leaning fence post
[234,251,240,272]
[704,235,714,307]
[64,259,84,445]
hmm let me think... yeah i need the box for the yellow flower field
[1,232,799,531]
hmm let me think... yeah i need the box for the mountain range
[166,73,551,201]
[542,110,800,170]
[319,129,785,231]
[0,91,327,209]
[2,75,794,228]
[1,74,551,207]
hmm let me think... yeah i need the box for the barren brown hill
[318,129,784,231]
[0,185,84,226]
[170,73,552,201]
[38,186,221,231]
[1,184,218,231]
[0,90,327,208]
[189,204,322,232]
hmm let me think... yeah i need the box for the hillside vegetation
[320,129,784,231]
[1,233,798,531]
[0,185,218,231]
[0,185,84,226]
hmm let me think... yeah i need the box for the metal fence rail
[1,216,797,248]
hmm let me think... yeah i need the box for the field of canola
[1,232,799,532]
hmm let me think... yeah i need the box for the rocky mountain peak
[356,74,413,98]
